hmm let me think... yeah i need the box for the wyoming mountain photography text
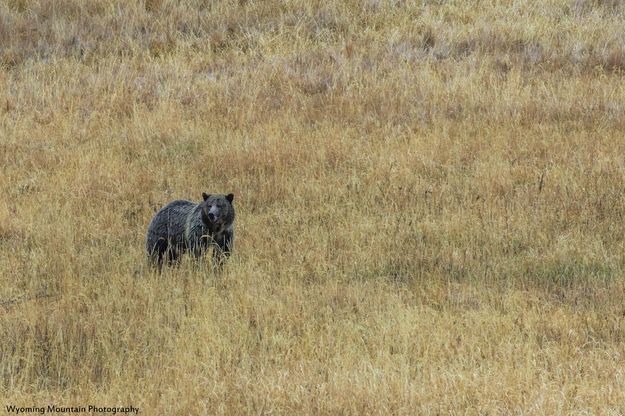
[2,0,625,414]
[4,405,139,415]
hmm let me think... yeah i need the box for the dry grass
[2,0,625,414]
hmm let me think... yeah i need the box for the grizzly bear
[146,193,235,269]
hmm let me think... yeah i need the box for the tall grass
[2,0,625,413]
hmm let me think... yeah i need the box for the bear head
[200,193,235,233]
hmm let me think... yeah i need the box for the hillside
[1,0,625,413]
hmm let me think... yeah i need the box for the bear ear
[202,193,211,201]
[226,193,234,203]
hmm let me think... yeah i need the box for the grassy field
[2,0,625,413]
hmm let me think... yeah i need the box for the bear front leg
[212,229,233,271]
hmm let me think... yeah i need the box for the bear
[146,193,235,270]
